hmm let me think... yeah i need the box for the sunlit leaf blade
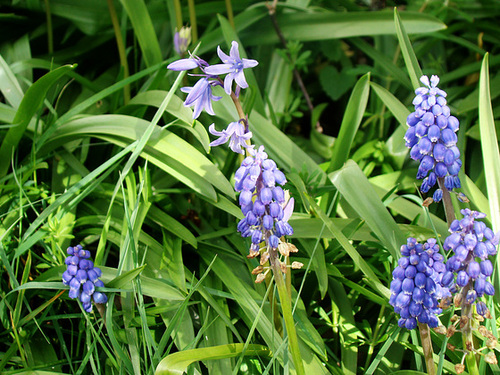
[240,10,446,44]
[394,8,424,90]
[328,73,370,173]
[329,160,407,260]
[41,114,235,200]
[305,193,390,298]
[155,343,271,375]
[119,0,162,67]
[478,53,500,300]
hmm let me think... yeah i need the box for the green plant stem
[43,0,53,55]
[225,0,235,29]
[187,0,198,44]
[461,283,480,375]
[173,0,183,30]
[269,253,305,375]
[437,177,455,227]
[417,322,436,375]
[107,0,131,105]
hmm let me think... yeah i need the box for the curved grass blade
[239,10,446,44]
[305,193,390,298]
[478,53,500,301]
[119,0,162,67]
[155,343,271,375]
[329,160,407,260]
[394,8,423,90]
[328,73,370,173]
[0,64,76,177]
[40,114,234,200]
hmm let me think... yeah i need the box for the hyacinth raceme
[235,146,295,259]
[167,41,258,119]
[405,75,462,202]
[440,209,498,314]
[62,245,107,312]
[389,238,449,329]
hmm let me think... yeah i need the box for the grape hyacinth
[441,209,499,314]
[62,245,108,313]
[234,146,296,270]
[167,41,258,119]
[389,238,449,329]
[405,75,462,202]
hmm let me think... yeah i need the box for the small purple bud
[456,270,469,287]
[467,261,481,279]
[480,260,493,277]
[253,200,265,216]
[268,235,279,249]
[251,230,263,244]
[239,190,253,206]
[80,291,91,304]
[82,280,95,295]
[262,215,274,230]
[260,188,272,205]
[414,272,427,288]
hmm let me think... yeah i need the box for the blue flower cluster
[167,41,258,119]
[389,238,449,329]
[440,209,498,315]
[405,75,462,202]
[235,146,294,257]
[62,245,107,313]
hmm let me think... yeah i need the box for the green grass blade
[0,64,76,177]
[155,343,271,375]
[240,10,446,44]
[329,160,407,260]
[328,73,370,173]
[478,53,500,299]
[370,81,410,168]
[0,54,24,108]
[305,193,390,298]
[119,0,162,67]
[394,8,423,90]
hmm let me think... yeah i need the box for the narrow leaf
[328,73,370,173]
[394,8,423,90]
[155,344,271,375]
[0,64,76,177]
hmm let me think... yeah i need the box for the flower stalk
[417,322,436,375]
[269,250,305,375]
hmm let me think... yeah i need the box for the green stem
[173,0,183,30]
[270,254,305,375]
[107,0,131,105]
[437,177,455,227]
[187,0,198,44]
[225,0,235,29]
[417,322,436,375]
[43,0,53,55]
[461,283,480,375]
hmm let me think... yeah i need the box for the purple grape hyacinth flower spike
[389,238,449,329]
[205,41,258,95]
[405,75,462,202]
[440,209,499,314]
[62,245,107,312]
[209,121,253,154]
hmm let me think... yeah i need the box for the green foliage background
[0,0,499,374]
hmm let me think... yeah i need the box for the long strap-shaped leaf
[155,343,271,375]
[0,64,76,178]
[394,8,423,90]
